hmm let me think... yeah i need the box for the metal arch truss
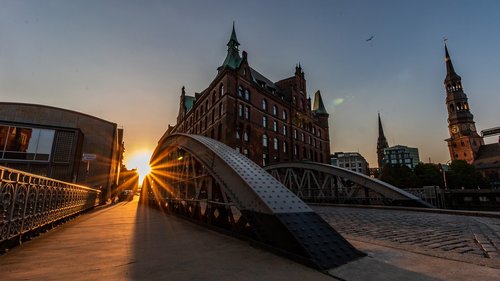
[0,166,101,245]
[142,134,364,270]
[265,162,433,207]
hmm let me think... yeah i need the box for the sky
[1,0,499,169]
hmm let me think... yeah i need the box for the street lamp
[440,160,452,190]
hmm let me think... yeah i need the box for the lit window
[262,99,267,111]
[238,104,243,117]
[245,106,250,120]
[262,116,267,128]
[273,121,278,132]
[283,141,288,153]
[274,137,279,150]
[283,125,287,136]
[282,110,287,121]
[245,89,250,101]
[272,105,278,116]
[244,128,249,142]
[262,134,268,147]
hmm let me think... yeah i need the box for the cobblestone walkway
[313,206,500,268]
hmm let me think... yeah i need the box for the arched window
[220,84,224,97]
[244,127,249,142]
[463,102,469,110]
[262,99,267,111]
[273,120,278,132]
[283,125,287,136]
[272,105,278,116]
[212,92,216,104]
[274,137,279,150]
[235,126,241,140]
[262,116,267,128]
[244,89,250,101]
[219,103,223,116]
[282,110,287,121]
[238,86,243,97]
[262,134,268,147]
[283,141,288,153]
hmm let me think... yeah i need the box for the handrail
[0,165,101,245]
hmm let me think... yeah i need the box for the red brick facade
[171,27,330,167]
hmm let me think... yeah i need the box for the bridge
[1,134,499,280]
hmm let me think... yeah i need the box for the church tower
[377,113,388,168]
[443,44,484,164]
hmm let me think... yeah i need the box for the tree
[414,163,444,187]
[380,164,419,189]
[447,160,489,189]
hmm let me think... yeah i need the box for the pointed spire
[378,113,386,139]
[312,90,328,115]
[444,43,461,83]
[228,21,240,48]
[219,22,242,71]
[377,113,389,168]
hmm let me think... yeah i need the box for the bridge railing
[0,166,100,245]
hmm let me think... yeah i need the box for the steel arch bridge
[141,134,364,270]
[265,162,433,208]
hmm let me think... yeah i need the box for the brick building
[169,25,330,166]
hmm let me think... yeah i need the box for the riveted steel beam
[265,162,433,208]
[143,134,364,269]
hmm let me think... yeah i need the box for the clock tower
[444,44,484,164]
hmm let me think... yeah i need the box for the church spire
[219,22,242,71]
[377,113,388,168]
[444,43,461,85]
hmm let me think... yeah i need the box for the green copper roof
[184,96,195,112]
[312,90,328,115]
[220,23,242,70]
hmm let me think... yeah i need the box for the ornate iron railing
[0,166,101,245]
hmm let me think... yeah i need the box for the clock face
[451,126,459,134]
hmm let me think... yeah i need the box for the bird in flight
[366,36,374,42]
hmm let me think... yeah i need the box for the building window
[219,103,223,116]
[238,86,243,97]
[245,89,250,101]
[244,127,249,142]
[294,145,298,155]
[244,149,249,158]
[282,110,287,121]
[301,133,305,142]
[272,105,278,116]
[220,84,224,97]
[294,129,297,139]
[283,141,288,153]
[262,116,267,128]
[283,125,287,136]
[238,104,243,118]
[262,134,268,147]
[273,120,278,132]
[262,99,267,111]
[245,106,250,120]
[236,126,241,140]
[262,153,269,166]
[308,135,311,144]
[274,137,279,150]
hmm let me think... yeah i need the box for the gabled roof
[250,67,276,90]
[474,143,500,169]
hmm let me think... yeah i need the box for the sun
[126,151,152,184]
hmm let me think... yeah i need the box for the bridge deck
[1,197,499,280]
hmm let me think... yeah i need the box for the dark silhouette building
[169,24,330,166]
[377,113,388,168]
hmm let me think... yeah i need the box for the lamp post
[441,160,452,190]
